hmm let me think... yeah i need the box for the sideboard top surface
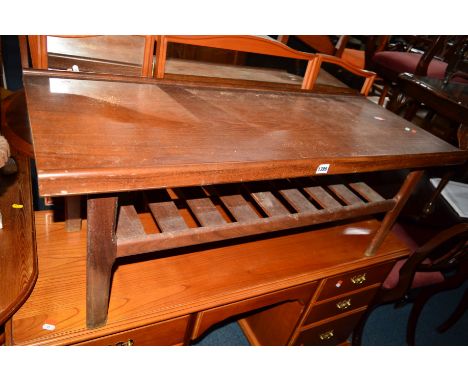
[10,211,408,345]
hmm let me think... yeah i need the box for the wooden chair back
[154,35,318,90]
[154,35,376,95]
[308,54,376,96]
[353,223,468,345]
[383,223,468,303]
[294,35,389,69]
[27,35,154,77]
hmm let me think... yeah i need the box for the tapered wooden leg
[457,124,468,150]
[86,196,118,329]
[422,171,453,217]
[378,83,389,106]
[351,305,376,346]
[404,102,419,121]
[365,170,423,256]
[406,289,435,346]
[65,195,82,232]
[437,288,468,333]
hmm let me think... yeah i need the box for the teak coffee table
[23,69,467,329]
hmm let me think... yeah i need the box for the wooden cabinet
[239,262,394,345]
[5,212,409,346]
[293,262,395,345]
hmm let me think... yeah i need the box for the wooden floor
[8,211,409,345]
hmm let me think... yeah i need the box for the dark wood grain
[65,195,82,232]
[1,91,33,158]
[328,184,364,205]
[23,71,467,197]
[304,186,342,210]
[249,191,289,217]
[0,151,38,326]
[217,194,260,222]
[86,196,118,328]
[349,182,385,203]
[279,188,317,212]
[116,198,396,258]
[186,197,227,227]
[116,205,146,240]
[149,201,188,232]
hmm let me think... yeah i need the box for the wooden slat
[279,189,317,213]
[117,199,397,257]
[303,186,341,210]
[349,182,385,203]
[186,198,227,227]
[149,201,188,232]
[116,205,146,240]
[219,194,260,222]
[250,191,289,217]
[328,184,364,205]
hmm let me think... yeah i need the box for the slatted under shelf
[116,178,395,257]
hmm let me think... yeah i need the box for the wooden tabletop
[23,70,467,197]
[398,73,468,126]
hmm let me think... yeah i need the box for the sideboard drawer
[78,315,190,346]
[317,262,393,301]
[192,282,317,340]
[295,310,364,346]
[304,287,378,326]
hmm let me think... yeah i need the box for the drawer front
[317,262,393,301]
[295,311,364,346]
[78,315,190,346]
[304,287,378,326]
[192,282,317,340]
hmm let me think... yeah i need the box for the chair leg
[352,305,376,346]
[407,272,466,345]
[406,288,435,346]
[422,170,454,217]
[378,83,389,106]
[403,100,420,121]
[437,288,468,333]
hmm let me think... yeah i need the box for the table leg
[86,196,118,329]
[365,170,423,256]
[65,195,82,232]
[457,124,468,150]
[403,99,420,121]
[422,170,454,217]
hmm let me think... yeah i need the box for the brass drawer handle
[350,273,367,285]
[115,339,134,346]
[336,298,352,310]
[319,330,334,341]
